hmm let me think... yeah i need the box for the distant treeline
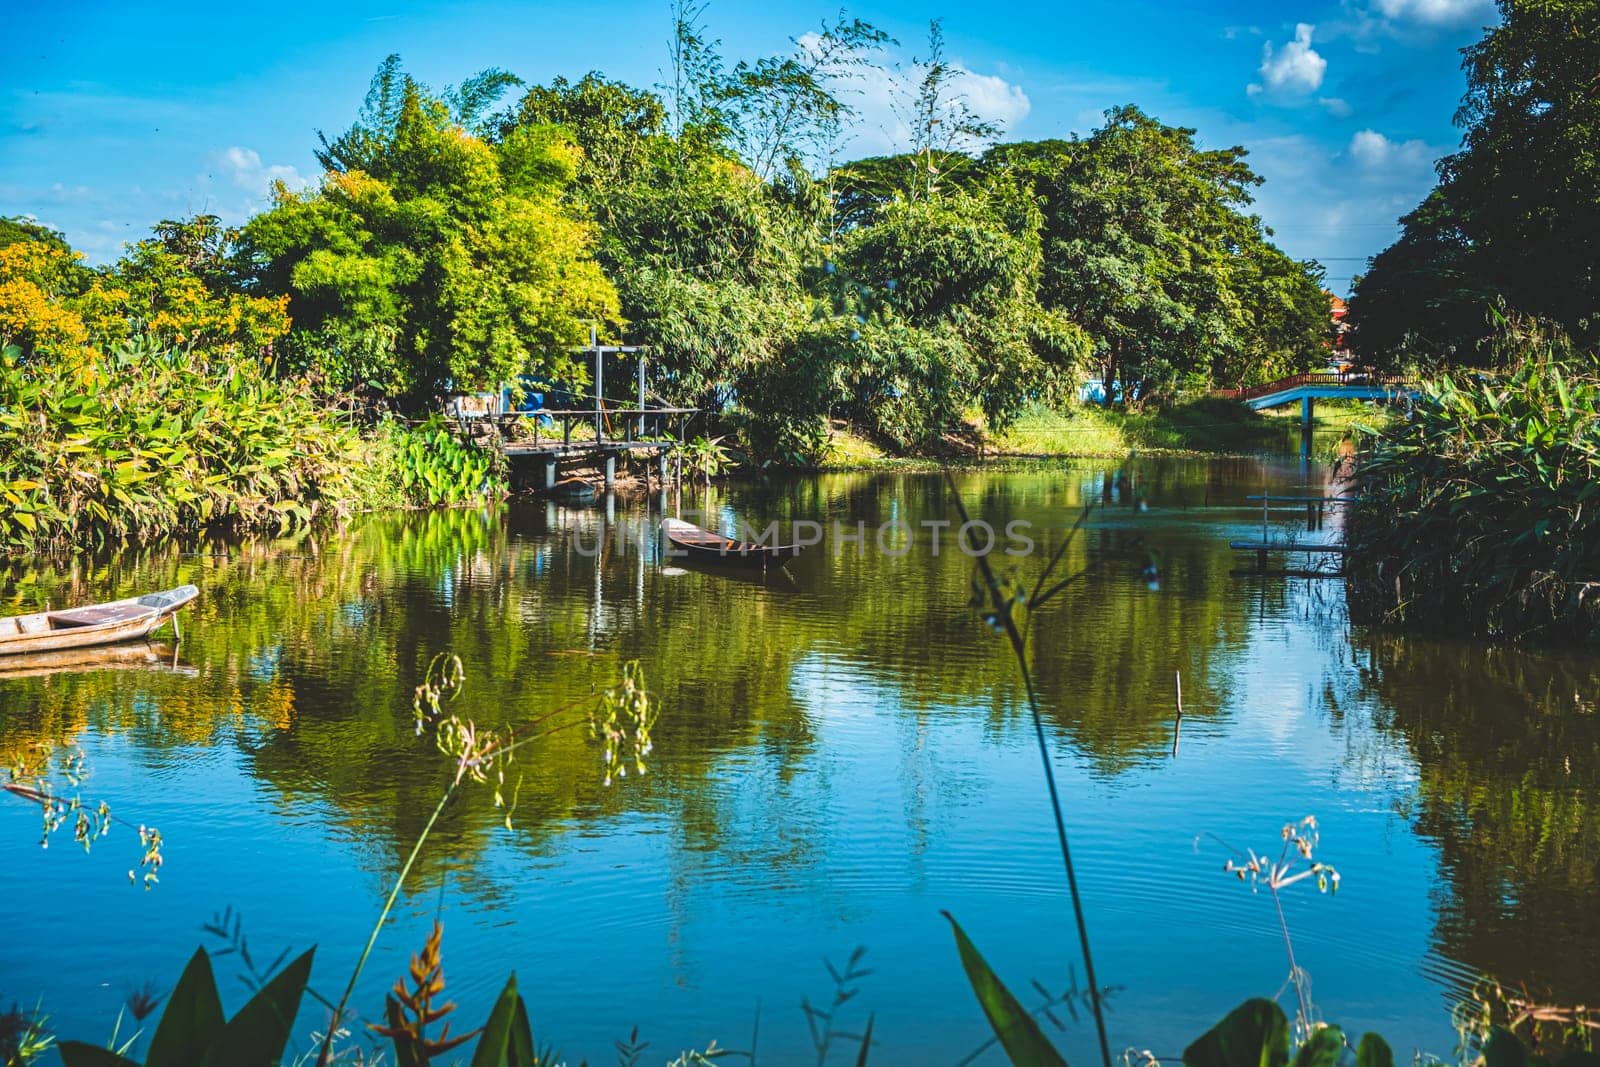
[1,7,1333,465]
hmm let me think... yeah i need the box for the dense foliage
[243,59,620,403]
[1,7,1335,552]
[978,110,1331,403]
[1346,328,1600,642]
[1350,0,1600,367]
[0,215,289,365]
[0,335,361,550]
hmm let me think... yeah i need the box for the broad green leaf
[472,972,538,1067]
[944,912,1068,1067]
[1183,998,1291,1067]
[55,1043,141,1067]
[200,946,314,1067]
[1356,1032,1395,1067]
[147,947,225,1067]
[1292,1026,1345,1067]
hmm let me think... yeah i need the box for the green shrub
[1347,344,1600,642]
[383,417,506,507]
[0,336,363,551]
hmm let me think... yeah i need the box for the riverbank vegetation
[0,221,505,553]
[1347,325,1600,643]
[1343,0,1599,644]
[1,5,1336,551]
[990,397,1329,458]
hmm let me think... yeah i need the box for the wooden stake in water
[1172,669,1183,757]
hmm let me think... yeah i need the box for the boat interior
[0,604,151,635]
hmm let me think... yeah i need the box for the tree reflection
[1357,635,1600,1004]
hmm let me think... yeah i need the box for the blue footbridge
[1219,371,1416,457]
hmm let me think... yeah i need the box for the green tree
[900,20,1001,203]
[828,190,1087,447]
[721,14,891,181]
[1344,191,1499,368]
[500,73,670,210]
[246,60,619,403]
[983,108,1326,403]
[1350,0,1600,365]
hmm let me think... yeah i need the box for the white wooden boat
[0,585,198,656]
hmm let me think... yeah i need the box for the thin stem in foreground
[317,783,456,1066]
[944,470,1113,1067]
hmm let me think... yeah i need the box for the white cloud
[1249,23,1327,97]
[811,36,1029,159]
[952,68,1032,129]
[1318,97,1353,117]
[217,146,307,198]
[1347,128,1433,170]
[1371,0,1494,27]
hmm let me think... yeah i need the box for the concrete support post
[593,327,604,444]
[1300,395,1315,460]
[604,454,616,489]
[543,459,557,491]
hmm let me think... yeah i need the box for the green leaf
[1292,1026,1346,1067]
[944,912,1068,1067]
[856,1013,875,1067]
[55,1043,142,1067]
[1183,999,1291,1067]
[200,946,314,1067]
[1356,1032,1395,1067]
[147,947,226,1067]
[472,972,538,1067]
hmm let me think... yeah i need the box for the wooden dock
[457,333,702,495]
[1231,491,1354,575]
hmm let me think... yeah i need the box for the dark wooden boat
[0,585,198,656]
[662,518,803,569]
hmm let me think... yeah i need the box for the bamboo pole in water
[1172,670,1183,757]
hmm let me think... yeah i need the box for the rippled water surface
[3,458,1596,1064]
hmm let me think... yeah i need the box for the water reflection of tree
[1356,635,1600,1003]
[0,460,1305,908]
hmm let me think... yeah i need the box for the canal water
[2,458,1595,1064]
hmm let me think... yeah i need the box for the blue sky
[1,0,1498,292]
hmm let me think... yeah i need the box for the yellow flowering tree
[0,214,289,363]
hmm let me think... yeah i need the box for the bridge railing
[1216,369,1404,403]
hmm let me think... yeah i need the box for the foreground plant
[314,654,656,1065]
[3,742,164,889]
[944,471,1114,1067]
[1215,817,1341,1038]
[42,655,653,1067]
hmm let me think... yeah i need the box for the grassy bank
[807,397,1381,468]
[993,397,1378,456]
